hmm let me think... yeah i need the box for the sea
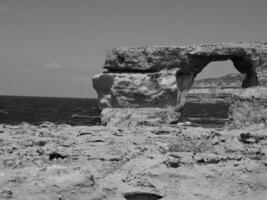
[0,96,229,127]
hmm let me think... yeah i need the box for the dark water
[0,95,229,126]
[0,96,101,126]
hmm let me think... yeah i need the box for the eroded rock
[93,69,178,109]
[104,43,267,75]
[93,71,244,109]
[228,86,267,128]
[1,123,267,199]
[94,42,267,113]
[101,108,179,127]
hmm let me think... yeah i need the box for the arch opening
[175,56,260,126]
[196,60,240,80]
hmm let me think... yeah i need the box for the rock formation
[228,86,267,128]
[101,108,179,127]
[93,69,178,109]
[93,71,244,109]
[93,42,267,113]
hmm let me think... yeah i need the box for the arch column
[231,56,259,88]
[175,72,197,112]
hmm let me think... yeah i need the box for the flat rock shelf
[0,123,267,199]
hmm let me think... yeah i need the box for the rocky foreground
[0,121,267,200]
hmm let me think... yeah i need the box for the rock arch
[175,55,260,112]
[93,42,267,113]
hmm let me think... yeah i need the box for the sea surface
[0,96,101,126]
[0,95,229,126]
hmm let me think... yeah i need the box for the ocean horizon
[0,95,101,126]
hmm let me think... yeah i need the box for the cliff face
[93,69,177,109]
[93,71,243,109]
[93,42,267,111]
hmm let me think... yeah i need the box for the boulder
[228,87,267,128]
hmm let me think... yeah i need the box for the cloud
[0,5,8,12]
[43,62,63,70]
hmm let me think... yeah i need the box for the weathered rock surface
[93,71,244,109]
[94,42,267,112]
[93,69,178,109]
[228,86,267,128]
[103,43,267,85]
[1,122,267,199]
[105,42,254,65]
[101,108,179,127]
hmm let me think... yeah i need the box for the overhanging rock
[93,71,244,109]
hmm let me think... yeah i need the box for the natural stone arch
[93,42,267,114]
[174,55,260,112]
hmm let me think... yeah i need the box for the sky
[0,0,267,98]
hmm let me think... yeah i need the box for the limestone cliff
[93,71,243,109]
[93,42,267,111]
[93,69,178,109]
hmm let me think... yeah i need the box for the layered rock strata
[93,69,178,109]
[93,42,267,112]
[93,71,244,109]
